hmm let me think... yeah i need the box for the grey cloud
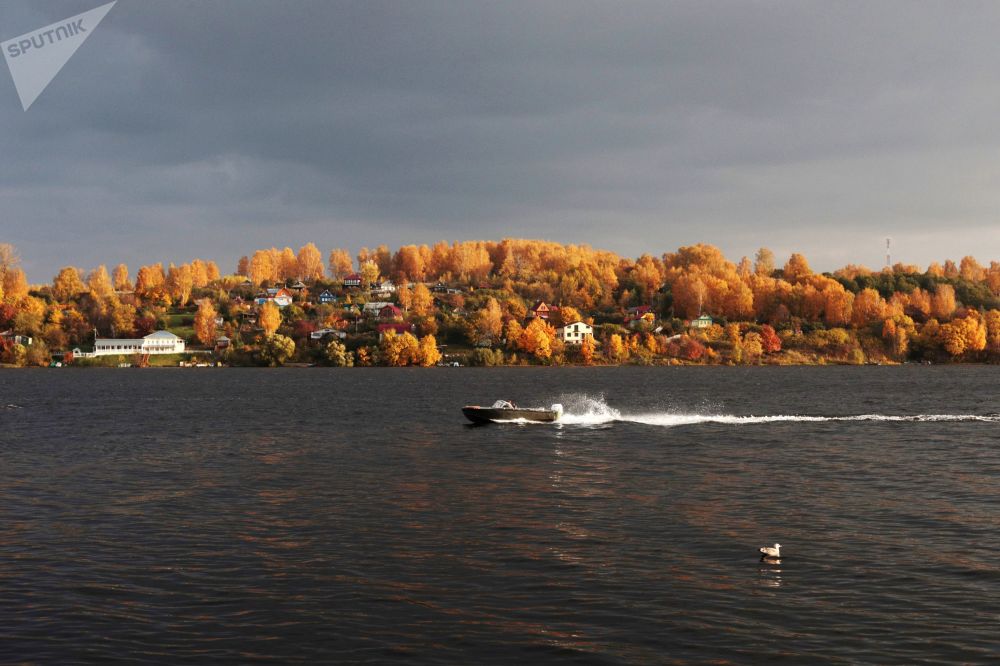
[3,0,1000,279]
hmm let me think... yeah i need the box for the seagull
[759,543,781,558]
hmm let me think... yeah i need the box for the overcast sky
[4,0,1000,281]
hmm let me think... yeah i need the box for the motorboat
[462,400,563,424]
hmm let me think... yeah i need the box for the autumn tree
[136,263,166,301]
[959,256,984,282]
[410,283,434,317]
[325,340,353,366]
[931,284,956,320]
[518,317,555,361]
[725,323,744,364]
[249,250,276,286]
[754,248,775,276]
[328,249,354,279]
[985,310,1000,352]
[194,299,218,346]
[190,260,209,288]
[112,264,130,291]
[554,305,583,327]
[742,332,763,363]
[380,330,420,366]
[760,324,782,353]
[53,267,86,302]
[782,253,812,284]
[297,243,324,281]
[236,255,250,276]
[2,267,28,304]
[470,297,503,346]
[261,334,296,366]
[359,260,380,288]
[277,247,298,280]
[392,245,427,282]
[259,301,282,337]
[167,263,194,306]
[417,334,442,366]
[579,334,596,365]
[606,334,628,364]
[87,265,115,302]
[852,288,887,328]
[940,314,986,357]
[109,299,136,337]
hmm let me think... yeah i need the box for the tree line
[3,239,1000,366]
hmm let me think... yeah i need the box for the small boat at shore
[462,400,563,424]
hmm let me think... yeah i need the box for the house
[343,273,362,288]
[370,280,396,295]
[625,305,652,321]
[318,290,337,305]
[310,328,347,340]
[215,335,231,350]
[377,322,414,340]
[378,304,403,320]
[78,330,186,357]
[289,280,307,291]
[362,301,393,316]
[431,282,462,295]
[0,330,32,346]
[531,301,559,320]
[556,321,594,345]
[690,314,713,329]
[255,287,293,308]
[625,305,656,328]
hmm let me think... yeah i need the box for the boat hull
[462,406,559,424]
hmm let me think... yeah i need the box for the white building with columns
[77,330,186,357]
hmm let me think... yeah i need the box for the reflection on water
[757,559,783,588]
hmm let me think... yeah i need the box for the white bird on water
[759,543,781,558]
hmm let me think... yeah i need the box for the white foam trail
[552,394,1000,427]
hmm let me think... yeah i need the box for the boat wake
[553,395,1000,427]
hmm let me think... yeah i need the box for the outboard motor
[551,403,563,421]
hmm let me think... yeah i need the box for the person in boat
[492,399,517,409]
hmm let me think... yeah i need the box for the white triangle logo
[2,1,116,111]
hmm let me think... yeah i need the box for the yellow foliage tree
[249,250,276,286]
[87,265,115,302]
[167,263,194,306]
[112,264,130,291]
[297,243,324,281]
[417,334,442,366]
[518,317,555,361]
[742,331,763,363]
[985,309,1000,351]
[328,248,354,279]
[579,334,596,365]
[931,284,956,320]
[52,266,86,302]
[606,334,628,363]
[380,330,420,366]
[851,288,886,327]
[359,260,380,288]
[259,301,282,337]
[470,297,503,346]
[195,299,218,346]
[410,283,434,317]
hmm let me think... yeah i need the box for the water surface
[2,366,999,663]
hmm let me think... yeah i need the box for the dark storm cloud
[4,0,1000,280]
